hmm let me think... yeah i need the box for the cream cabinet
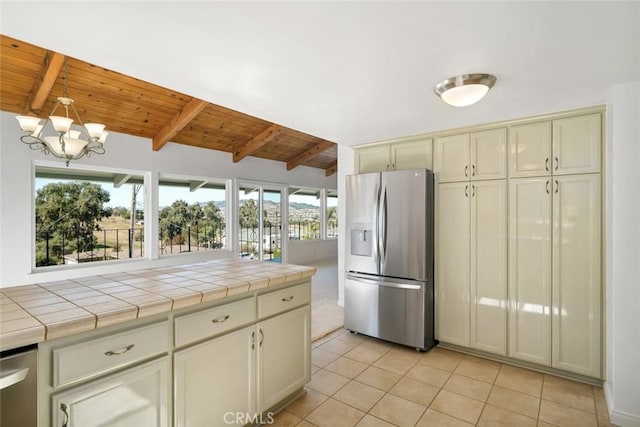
[436,180,507,355]
[356,138,433,173]
[51,357,170,427]
[435,128,506,183]
[508,174,601,377]
[174,325,256,427]
[509,114,601,178]
[552,174,601,377]
[257,305,310,411]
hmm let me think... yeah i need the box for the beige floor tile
[454,356,501,384]
[443,373,492,402]
[406,363,451,388]
[373,352,418,375]
[296,421,317,427]
[487,385,540,419]
[354,414,395,427]
[359,339,393,354]
[598,415,616,427]
[369,394,426,427]
[429,389,485,425]
[271,410,301,427]
[538,399,598,427]
[494,364,544,397]
[593,386,609,418]
[543,374,594,397]
[334,380,385,412]
[416,408,474,427]
[418,347,464,372]
[355,366,401,392]
[305,398,365,427]
[344,345,386,365]
[286,389,328,418]
[312,348,341,368]
[388,376,439,407]
[537,422,557,427]
[311,365,321,375]
[307,370,350,396]
[325,357,369,379]
[319,336,360,355]
[542,379,596,413]
[477,404,537,426]
[386,345,423,360]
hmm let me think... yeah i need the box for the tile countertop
[0,259,316,352]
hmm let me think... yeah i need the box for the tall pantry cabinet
[435,128,508,356]
[508,113,602,378]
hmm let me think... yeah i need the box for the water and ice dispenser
[350,223,373,257]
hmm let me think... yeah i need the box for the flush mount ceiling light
[16,59,108,166]
[434,73,497,107]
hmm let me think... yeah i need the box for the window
[158,177,228,256]
[327,189,338,238]
[288,188,321,241]
[34,166,144,267]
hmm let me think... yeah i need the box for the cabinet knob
[211,315,230,324]
[555,179,559,194]
[464,185,469,198]
[555,157,559,171]
[465,165,469,177]
[281,296,295,302]
[546,180,550,194]
[545,158,550,172]
[472,165,476,177]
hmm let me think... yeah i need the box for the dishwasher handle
[0,367,29,390]
[346,273,422,290]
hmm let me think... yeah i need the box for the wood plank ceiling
[0,35,338,176]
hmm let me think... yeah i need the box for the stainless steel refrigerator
[344,168,435,351]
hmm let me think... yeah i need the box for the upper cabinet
[355,138,433,173]
[509,114,601,178]
[435,128,507,183]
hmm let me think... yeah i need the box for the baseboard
[604,382,640,427]
[611,410,640,427]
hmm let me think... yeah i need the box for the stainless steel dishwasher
[0,345,37,427]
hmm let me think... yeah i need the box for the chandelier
[16,59,107,166]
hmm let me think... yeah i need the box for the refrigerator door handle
[380,187,388,269]
[346,273,422,290]
[372,182,381,269]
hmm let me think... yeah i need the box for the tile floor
[309,258,343,341]
[273,328,614,427]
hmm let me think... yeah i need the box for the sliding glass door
[238,182,283,262]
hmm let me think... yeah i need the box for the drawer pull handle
[60,403,69,427]
[281,296,294,302]
[211,315,230,324]
[104,344,135,356]
[259,328,264,347]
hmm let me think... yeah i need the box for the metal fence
[159,225,225,255]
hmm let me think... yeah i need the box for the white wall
[605,81,640,427]
[287,240,338,266]
[336,144,355,306]
[0,111,336,286]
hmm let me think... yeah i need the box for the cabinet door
[392,138,433,170]
[356,145,391,173]
[51,358,169,427]
[470,180,507,355]
[552,114,601,175]
[434,133,470,183]
[436,182,470,346]
[257,305,310,412]
[174,325,255,427]
[471,128,507,180]
[509,122,552,177]
[508,178,552,365]
[552,174,601,377]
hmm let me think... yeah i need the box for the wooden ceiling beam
[286,141,335,171]
[23,51,65,114]
[233,124,283,162]
[325,162,338,177]
[152,97,208,151]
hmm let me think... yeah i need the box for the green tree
[239,199,259,228]
[159,200,225,249]
[35,181,111,265]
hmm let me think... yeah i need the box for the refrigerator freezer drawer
[344,273,434,351]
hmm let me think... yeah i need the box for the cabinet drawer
[258,282,310,319]
[175,298,256,347]
[53,321,169,388]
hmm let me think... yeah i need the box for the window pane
[158,180,227,256]
[288,189,320,241]
[238,186,260,259]
[327,190,338,238]
[35,167,144,267]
